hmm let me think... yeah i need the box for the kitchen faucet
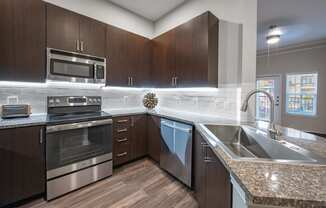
[240,90,281,139]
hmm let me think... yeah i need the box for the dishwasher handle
[161,121,192,133]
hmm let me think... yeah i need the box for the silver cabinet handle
[117,152,127,157]
[128,77,131,86]
[39,128,44,144]
[76,40,80,51]
[130,77,134,86]
[201,142,213,162]
[117,119,129,123]
[171,77,174,86]
[117,128,128,133]
[80,41,84,52]
[117,138,128,143]
[175,77,178,86]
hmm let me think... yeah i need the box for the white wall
[154,0,258,121]
[218,20,243,88]
[43,0,154,39]
[257,45,326,134]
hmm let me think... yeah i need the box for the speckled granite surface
[196,123,326,208]
[0,114,47,129]
[1,108,326,207]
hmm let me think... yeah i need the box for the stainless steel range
[45,96,112,200]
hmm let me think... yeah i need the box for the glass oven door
[46,119,112,171]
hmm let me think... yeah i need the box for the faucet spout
[241,89,281,139]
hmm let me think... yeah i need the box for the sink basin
[203,124,322,163]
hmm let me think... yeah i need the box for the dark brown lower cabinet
[130,115,147,159]
[194,131,231,208]
[147,115,161,163]
[113,115,147,166]
[0,126,45,207]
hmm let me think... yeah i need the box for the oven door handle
[46,119,113,133]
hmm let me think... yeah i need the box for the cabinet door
[137,37,152,87]
[131,115,147,159]
[0,126,44,207]
[147,115,161,163]
[12,126,45,201]
[0,129,14,206]
[205,147,231,208]
[46,3,80,52]
[0,0,15,81]
[175,12,210,87]
[106,25,130,86]
[13,0,46,82]
[152,30,176,87]
[0,0,45,82]
[174,12,218,87]
[79,16,106,57]
[130,35,151,87]
[194,131,207,208]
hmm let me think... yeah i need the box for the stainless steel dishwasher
[160,118,193,187]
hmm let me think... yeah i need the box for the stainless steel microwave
[47,48,106,84]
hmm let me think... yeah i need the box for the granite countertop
[1,107,326,207]
[147,109,326,207]
[0,114,48,129]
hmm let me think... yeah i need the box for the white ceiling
[257,0,326,51]
[108,0,188,21]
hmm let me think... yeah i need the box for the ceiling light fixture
[266,25,281,45]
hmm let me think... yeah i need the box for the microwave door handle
[94,64,97,79]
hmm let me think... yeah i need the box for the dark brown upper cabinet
[152,30,176,88]
[176,12,219,87]
[0,126,45,207]
[79,15,106,57]
[106,25,151,87]
[152,11,219,88]
[0,0,46,82]
[46,3,106,57]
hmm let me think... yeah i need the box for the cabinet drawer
[113,117,130,129]
[114,135,129,144]
[114,143,130,166]
[113,128,130,140]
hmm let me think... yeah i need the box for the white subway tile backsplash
[153,88,242,121]
[0,84,242,121]
[0,85,146,114]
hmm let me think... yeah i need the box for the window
[286,73,318,116]
[256,79,275,121]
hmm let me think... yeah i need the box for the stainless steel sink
[203,124,326,164]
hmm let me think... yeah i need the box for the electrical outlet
[7,96,19,104]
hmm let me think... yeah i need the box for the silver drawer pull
[117,152,127,157]
[117,128,128,133]
[117,119,129,123]
[117,138,128,143]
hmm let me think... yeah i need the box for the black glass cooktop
[46,111,112,125]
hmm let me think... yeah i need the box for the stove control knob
[97,99,101,103]
[49,99,54,104]
[55,99,60,104]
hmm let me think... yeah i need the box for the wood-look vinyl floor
[19,159,198,208]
